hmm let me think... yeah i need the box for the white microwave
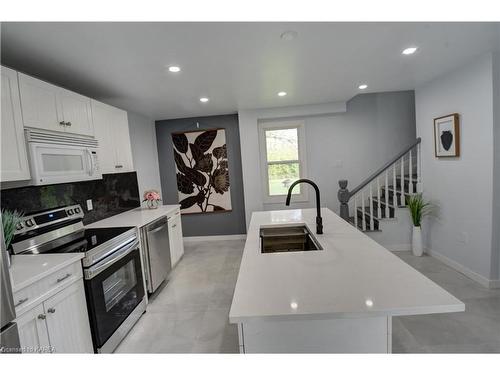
[26,129,102,185]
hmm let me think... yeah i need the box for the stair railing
[338,138,422,231]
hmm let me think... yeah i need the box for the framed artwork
[434,113,460,157]
[171,128,232,214]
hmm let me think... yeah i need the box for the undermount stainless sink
[260,225,323,253]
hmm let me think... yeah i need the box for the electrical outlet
[86,199,93,211]
[458,231,469,244]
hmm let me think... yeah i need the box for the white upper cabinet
[111,108,134,172]
[1,66,31,182]
[18,72,63,132]
[91,99,134,174]
[58,88,94,136]
[18,72,94,136]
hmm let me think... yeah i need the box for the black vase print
[440,130,453,151]
[172,130,230,213]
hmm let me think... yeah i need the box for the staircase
[338,138,421,233]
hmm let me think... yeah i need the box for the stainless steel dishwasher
[140,216,172,294]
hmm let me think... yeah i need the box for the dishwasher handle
[148,223,168,234]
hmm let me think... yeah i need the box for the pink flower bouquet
[143,190,161,209]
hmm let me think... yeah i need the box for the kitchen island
[229,208,465,353]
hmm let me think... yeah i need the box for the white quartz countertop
[229,208,465,323]
[85,205,180,229]
[9,253,84,292]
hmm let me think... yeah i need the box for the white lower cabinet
[16,279,93,353]
[16,304,51,353]
[44,281,93,353]
[168,209,184,267]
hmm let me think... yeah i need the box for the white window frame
[258,120,308,204]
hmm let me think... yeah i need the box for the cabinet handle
[65,121,72,126]
[56,273,71,283]
[47,308,56,314]
[172,224,177,228]
[15,297,29,307]
[38,314,46,320]
[115,165,123,169]
[59,121,66,126]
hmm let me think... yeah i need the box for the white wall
[127,111,163,200]
[238,92,416,229]
[238,101,347,226]
[415,53,496,283]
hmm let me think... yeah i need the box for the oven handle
[84,239,140,280]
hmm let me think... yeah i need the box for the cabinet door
[173,214,184,261]
[168,214,184,267]
[58,88,94,136]
[18,72,63,132]
[1,66,31,182]
[91,100,117,173]
[16,303,51,354]
[111,109,134,172]
[44,280,93,353]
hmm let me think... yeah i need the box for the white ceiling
[1,22,499,120]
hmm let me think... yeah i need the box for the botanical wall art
[434,113,460,157]
[171,128,232,214]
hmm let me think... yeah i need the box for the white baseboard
[183,234,247,243]
[425,247,493,288]
[386,244,412,252]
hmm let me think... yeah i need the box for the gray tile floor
[116,240,500,353]
[115,240,244,353]
[393,251,500,353]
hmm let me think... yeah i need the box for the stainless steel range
[11,205,146,353]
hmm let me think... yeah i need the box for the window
[259,121,307,203]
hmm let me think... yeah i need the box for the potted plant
[143,190,162,209]
[407,194,431,256]
[2,209,23,250]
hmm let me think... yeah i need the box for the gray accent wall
[155,114,246,236]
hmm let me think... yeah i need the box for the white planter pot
[412,226,423,257]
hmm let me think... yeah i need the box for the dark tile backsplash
[1,172,140,225]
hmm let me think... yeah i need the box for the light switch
[86,199,93,211]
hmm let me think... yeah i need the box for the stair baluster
[353,195,358,229]
[417,142,422,193]
[369,183,374,230]
[409,149,413,192]
[361,190,366,231]
[377,177,381,219]
[393,163,397,206]
[400,156,405,205]
[384,170,389,218]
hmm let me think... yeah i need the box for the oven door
[84,239,144,350]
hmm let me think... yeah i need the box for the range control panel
[15,204,84,234]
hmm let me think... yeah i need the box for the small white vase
[412,226,423,257]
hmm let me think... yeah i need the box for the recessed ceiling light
[280,30,298,41]
[402,47,418,55]
[199,97,209,103]
[358,84,368,90]
[277,91,287,97]
[168,66,181,73]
